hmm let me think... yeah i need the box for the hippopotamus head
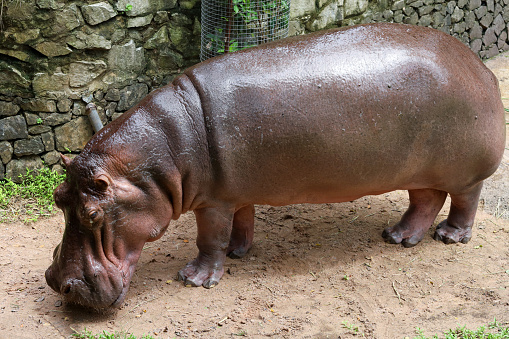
[45,150,175,309]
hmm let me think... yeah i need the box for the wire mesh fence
[200,0,291,61]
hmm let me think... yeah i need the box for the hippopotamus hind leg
[227,205,255,259]
[382,189,448,247]
[433,182,483,244]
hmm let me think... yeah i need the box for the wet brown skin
[45,23,506,309]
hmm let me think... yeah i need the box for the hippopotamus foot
[382,224,427,248]
[177,257,225,288]
[382,189,447,247]
[432,182,482,244]
[433,220,472,244]
[227,205,255,259]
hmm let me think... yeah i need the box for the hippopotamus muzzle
[45,235,129,308]
[44,208,132,308]
[45,262,127,308]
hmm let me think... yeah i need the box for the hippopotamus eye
[89,211,98,220]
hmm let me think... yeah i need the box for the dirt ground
[1,55,508,339]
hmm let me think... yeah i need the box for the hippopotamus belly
[45,23,506,309]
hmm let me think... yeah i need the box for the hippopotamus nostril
[61,279,78,296]
[63,284,72,295]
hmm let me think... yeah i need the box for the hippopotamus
[45,23,506,308]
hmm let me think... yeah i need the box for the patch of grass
[72,328,154,339]
[0,167,65,223]
[413,319,509,339]
[342,320,364,336]
[72,328,155,339]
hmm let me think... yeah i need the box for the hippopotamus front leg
[382,189,448,247]
[227,205,255,259]
[177,204,255,288]
[177,206,235,288]
[433,182,483,244]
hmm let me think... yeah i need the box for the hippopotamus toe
[227,245,250,259]
[433,220,472,244]
[228,248,247,259]
[202,278,220,289]
[381,227,402,244]
[401,236,424,248]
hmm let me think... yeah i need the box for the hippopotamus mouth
[111,287,127,308]
[109,264,138,308]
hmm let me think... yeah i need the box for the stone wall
[1,0,508,182]
[0,0,201,182]
[290,0,509,58]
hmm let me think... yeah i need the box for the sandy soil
[0,55,508,338]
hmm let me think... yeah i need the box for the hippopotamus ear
[60,154,72,168]
[94,173,111,192]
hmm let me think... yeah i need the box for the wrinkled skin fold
[45,23,506,309]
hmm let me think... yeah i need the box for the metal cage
[200,0,290,61]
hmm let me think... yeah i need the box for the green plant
[342,320,362,335]
[36,117,43,124]
[0,167,65,223]
[72,328,155,339]
[116,3,133,14]
[203,0,289,56]
[413,319,509,339]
